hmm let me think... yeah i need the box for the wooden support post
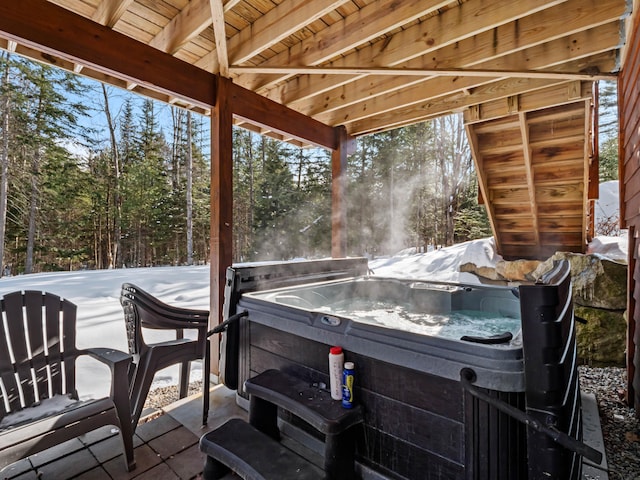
[332,126,351,258]
[210,75,233,376]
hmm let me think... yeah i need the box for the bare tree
[0,53,10,277]
[101,84,121,268]
[186,111,193,265]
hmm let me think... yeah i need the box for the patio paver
[0,384,246,480]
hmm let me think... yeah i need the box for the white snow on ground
[0,265,211,400]
[0,182,626,399]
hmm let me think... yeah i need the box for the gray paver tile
[72,466,112,480]
[36,447,98,479]
[79,426,120,447]
[164,444,205,480]
[0,458,33,479]
[148,426,198,460]
[2,470,39,480]
[129,463,179,480]
[29,438,86,468]
[102,444,162,480]
[88,433,127,464]
[135,415,180,443]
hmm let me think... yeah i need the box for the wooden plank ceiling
[0,0,635,258]
[466,88,593,259]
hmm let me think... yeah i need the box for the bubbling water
[316,297,521,342]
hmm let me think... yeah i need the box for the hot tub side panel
[519,260,583,480]
[243,322,527,480]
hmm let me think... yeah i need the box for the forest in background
[0,53,618,275]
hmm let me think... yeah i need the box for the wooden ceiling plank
[210,0,229,77]
[92,0,135,28]
[149,0,212,55]
[463,76,596,125]
[230,0,352,65]
[238,0,452,91]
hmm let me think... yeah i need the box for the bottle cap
[330,346,343,355]
[344,361,354,369]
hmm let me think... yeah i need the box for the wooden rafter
[210,0,229,77]
[229,0,351,65]
[150,0,212,55]
[92,0,134,28]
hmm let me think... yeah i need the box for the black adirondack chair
[0,290,135,472]
[120,283,210,428]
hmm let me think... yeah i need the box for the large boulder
[532,252,627,310]
[575,306,627,366]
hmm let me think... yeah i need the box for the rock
[495,259,541,282]
[575,306,627,366]
[532,252,627,310]
[459,262,503,281]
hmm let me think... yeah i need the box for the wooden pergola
[0,0,639,411]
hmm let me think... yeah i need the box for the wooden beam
[210,76,234,370]
[92,0,134,28]
[210,0,229,77]
[465,124,501,250]
[229,65,616,80]
[223,0,242,11]
[231,65,614,80]
[332,127,350,258]
[150,0,212,55]
[228,81,337,150]
[0,0,216,109]
[518,112,541,248]
[230,0,351,65]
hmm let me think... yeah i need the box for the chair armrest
[85,347,133,368]
[83,347,135,437]
[83,348,133,401]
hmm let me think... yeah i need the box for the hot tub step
[200,418,325,480]
[244,369,363,434]
[244,369,363,480]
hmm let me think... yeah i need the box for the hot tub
[239,276,524,392]
[220,258,588,480]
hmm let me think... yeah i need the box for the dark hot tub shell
[220,258,583,480]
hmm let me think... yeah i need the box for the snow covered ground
[0,182,626,399]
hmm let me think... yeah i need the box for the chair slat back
[120,283,208,358]
[0,291,78,419]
